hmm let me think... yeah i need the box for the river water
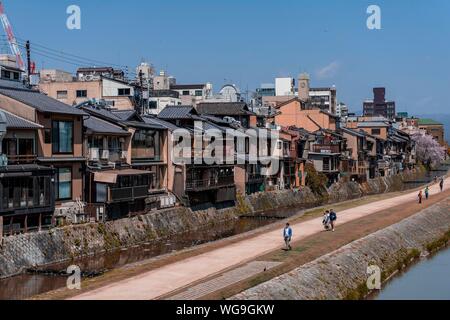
[374,247,450,300]
[0,165,448,300]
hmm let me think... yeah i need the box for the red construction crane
[0,1,25,70]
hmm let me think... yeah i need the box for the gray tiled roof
[158,105,197,119]
[1,109,43,129]
[196,102,252,116]
[0,86,86,116]
[84,116,129,135]
[112,110,137,121]
[143,116,181,132]
[357,122,390,128]
[81,105,123,122]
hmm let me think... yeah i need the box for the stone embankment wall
[0,168,426,278]
[232,198,450,300]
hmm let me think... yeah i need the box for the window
[57,91,68,99]
[44,129,52,144]
[56,168,72,200]
[118,88,131,96]
[13,72,20,80]
[1,70,11,79]
[52,121,73,154]
[76,90,87,98]
[182,90,190,96]
[195,90,203,97]
[371,128,381,135]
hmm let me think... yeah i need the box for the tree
[412,133,446,168]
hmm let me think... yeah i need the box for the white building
[275,77,295,96]
[336,102,349,118]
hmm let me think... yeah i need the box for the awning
[94,169,152,184]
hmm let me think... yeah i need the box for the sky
[2,0,450,115]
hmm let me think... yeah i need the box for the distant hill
[416,114,450,142]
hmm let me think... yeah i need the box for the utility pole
[26,40,31,87]
[139,70,144,115]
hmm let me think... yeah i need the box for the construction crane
[0,1,25,70]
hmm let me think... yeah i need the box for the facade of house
[0,110,56,237]
[418,118,445,147]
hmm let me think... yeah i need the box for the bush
[305,163,328,195]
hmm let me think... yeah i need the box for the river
[374,247,450,300]
[0,164,448,300]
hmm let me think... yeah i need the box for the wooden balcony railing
[313,145,340,154]
[110,185,149,202]
[6,154,37,164]
[186,175,235,191]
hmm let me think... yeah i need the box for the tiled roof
[111,109,137,121]
[143,116,181,132]
[84,116,129,135]
[0,109,43,129]
[418,118,442,126]
[0,86,86,115]
[357,122,390,128]
[196,102,252,116]
[124,120,166,130]
[158,105,197,120]
[81,105,123,122]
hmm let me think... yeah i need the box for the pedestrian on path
[323,211,331,231]
[329,209,337,232]
[440,178,444,192]
[425,186,430,200]
[283,223,293,251]
[418,190,423,204]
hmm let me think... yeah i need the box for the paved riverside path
[71,178,449,300]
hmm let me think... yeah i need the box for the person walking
[329,209,337,232]
[440,178,444,192]
[425,186,430,200]
[418,190,423,204]
[283,223,293,251]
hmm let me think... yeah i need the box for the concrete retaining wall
[231,198,450,300]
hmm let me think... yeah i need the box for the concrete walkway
[71,178,448,300]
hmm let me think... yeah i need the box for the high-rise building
[363,88,396,120]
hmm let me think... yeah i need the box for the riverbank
[231,196,450,300]
[0,168,431,280]
[32,177,449,300]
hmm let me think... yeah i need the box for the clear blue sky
[3,0,450,115]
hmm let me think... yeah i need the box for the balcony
[89,148,127,163]
[5,154,37,165]
[186,175,235,191]
[110,185,149,202]
[247,173,264,183]
[312,144,340,154]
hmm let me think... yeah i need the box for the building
[145,90,181,115]
[336,102,349,118]
[196,102,257,129]
[298,73,337,114]
[0,109,57,237]
[275,77,295,97]
[170,83,212,106]
[418,118,446,147]
[157,105,236,209]
[39,68,136,110]
[0,83,87,222]
[273,98,338,132]
[363,88,396,120]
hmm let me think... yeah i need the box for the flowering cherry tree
[412,133,446,167]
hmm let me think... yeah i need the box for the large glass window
[56,168,72,200]
[52,121,73,154]
[132,129,160,160]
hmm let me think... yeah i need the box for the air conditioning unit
[89,148,100,161]
[101,149,110,160]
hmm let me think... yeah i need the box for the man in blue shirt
[283,223,293,251]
